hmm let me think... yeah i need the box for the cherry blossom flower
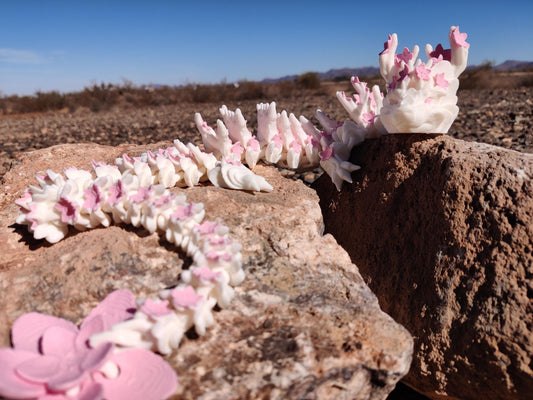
[83,185,103,211]
[395,47,412,65]
[140,299,173,318]
[55,197,78,224]
[290,140,302,153]
[429,44,451,61]
[231,142,244,157]
[0,290,177,400]
[451,26,469,48]
[273,134,283,148]
[415,63,431,80]
[107,180,125,206]
[171,286,204,310]
[247,137,260,152]
[434,73,449,88]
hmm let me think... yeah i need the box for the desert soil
[1,87,532,182]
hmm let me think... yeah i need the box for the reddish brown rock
[0,143,412,400]
[314,134,533,400]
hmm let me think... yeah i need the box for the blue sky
[1,0,532,95]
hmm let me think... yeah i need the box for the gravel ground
[1,87,532,182]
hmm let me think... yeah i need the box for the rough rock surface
[313,134,533,400]
[0,143,413,400]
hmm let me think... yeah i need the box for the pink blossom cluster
[336,77,385,136]
[195,102,364,191]
[15,162,206,244]
[336,26,469,134]
[0,290,177,400]
[195,102,323,170]
[114,139,217,188]
[378,26,469,94]
[90,219,244,355]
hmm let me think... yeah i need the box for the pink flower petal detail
[415,63,431,81]
[171,204,194,220]
[95,349,177,400]
[80,289,136,333]
[77,381,105,400]
[273,134,283,148]
[192,266,221,283]
[434,73,449,88]
[429,44,451,61]
[80,343,114,371]
[362,112,376,125]
[12,312,78,354]
[206,250,232,262]
[320,131,333,142]
[319,146,334,161]
[171,286,203,309]
[38,394,73,399]
[231,142,244,156]
[41,325,77,356]
[398,65,410,82]
[47,364,87,392]
[15,355,60,383]
[395,47,412,65]
[130,186,151,203]
[140,299,173,317]
[152,195,170,207]
[196,221,218,235]
[369,92,377,109]
[248,137,260,152]
[14,191,32,210]
[207,235,230,246]
[451,26,469,49]
[0,349,47,398]
[290,140,302,153]
[107,180,125,205]
[55,197,78,224]
[224,157,242,166]
[76,314,105,351]
[83,185,102,211]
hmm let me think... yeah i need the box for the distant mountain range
[261,66,380,83]
[261,60,533,83]
[493,60,533,71]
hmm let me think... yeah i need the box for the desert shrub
[0,76,336,115]
[34,91,66,111]
[519,74,533,87]
[235,80,266,100]
[74,82,119,112]
[295,72,321,90]
[266,80,295,98]
[191,84,217,103]
[459,61,495,90]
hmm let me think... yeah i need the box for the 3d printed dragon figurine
[0,26,468,399]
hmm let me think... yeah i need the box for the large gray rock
[0,143,413,400]
[314,134,533,400]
